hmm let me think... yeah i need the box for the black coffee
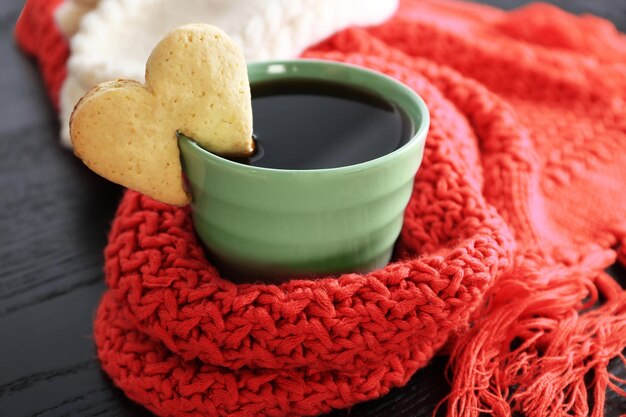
[235,79,413,170]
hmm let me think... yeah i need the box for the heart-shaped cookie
[70,24,253,205]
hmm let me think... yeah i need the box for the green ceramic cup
[178,59,429,283]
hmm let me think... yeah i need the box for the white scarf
[55,0,398,146]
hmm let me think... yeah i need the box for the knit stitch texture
[16,0,626,416]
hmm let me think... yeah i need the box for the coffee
[232,79,413,170]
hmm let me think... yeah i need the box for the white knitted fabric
[55,0,99,37]
[55,0,398,146]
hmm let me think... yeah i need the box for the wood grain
[0,0,624,416]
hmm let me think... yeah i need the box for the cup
[178,59,429,283]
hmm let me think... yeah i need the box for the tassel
[442,260,626,417]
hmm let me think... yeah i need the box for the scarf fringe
[442,258,626,417]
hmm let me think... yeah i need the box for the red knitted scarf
[16,0,626,416]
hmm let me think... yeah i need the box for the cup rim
[178,58,429,175]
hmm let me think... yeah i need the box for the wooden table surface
[1,1,625,416]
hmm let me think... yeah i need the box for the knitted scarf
[16,0,626,416]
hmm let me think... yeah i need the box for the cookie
[70,24,253,205]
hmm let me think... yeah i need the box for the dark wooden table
[1,1,625,416]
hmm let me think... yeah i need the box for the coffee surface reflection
[231,79,412,170]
